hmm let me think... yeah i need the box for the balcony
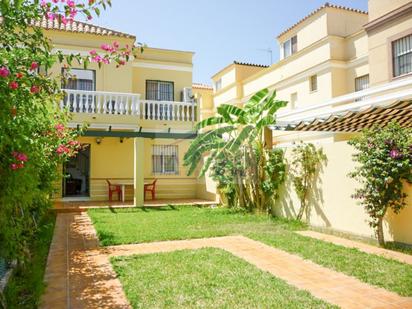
[60,89,198,130]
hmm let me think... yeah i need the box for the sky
[94,0,368,85]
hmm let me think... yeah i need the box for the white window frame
[281,35,297,60]
[392,34,412,78]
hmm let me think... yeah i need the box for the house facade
[207,1,412,244]
[42,19,216,204]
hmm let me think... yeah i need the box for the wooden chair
[144,179,158,200]
[106,179,122,201]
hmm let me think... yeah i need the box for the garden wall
[274,141,412,245]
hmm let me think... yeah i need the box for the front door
[62,145,90,197]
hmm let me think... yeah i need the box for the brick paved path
[41,213,412,309]
[297,230,412,266]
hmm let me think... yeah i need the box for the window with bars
[355,74,369,102]
[146,80,174,101]
[152,145,179,175]
[310,75,318,92]
[392,34,412,77]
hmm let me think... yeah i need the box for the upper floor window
[146,80,174,101]
[309,75,318,92]
[63,68,95,91]
[152,145,179,175]
[214,78,222,92]
[281,35,297,59]
[392,34,412,77]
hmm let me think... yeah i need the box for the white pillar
[134,138,144,206]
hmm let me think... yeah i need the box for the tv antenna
[257,48,273,65]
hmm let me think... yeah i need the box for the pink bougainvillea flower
[67,0,75,8]
[9,81,19,90]
[15,72,24,78]
[10,163,19,170]
[100,44,111,51]
[113,41,119,49]
[30,85,40,94]
[55,123,65,132]
[41,0,48,7]
[91,55,102,63]
[12,152,28,162]
[46,12,55,21]
[87,15,93,20]
[89,49,97,55]
[102,58,110,64]
[61,15,68,25]
[56,145,68,155]
[30,62,39,71]
[389,149,403,159]
[0,66,10,77]
[52,0,59,3]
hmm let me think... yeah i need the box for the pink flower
[102,58,110,64]
[30,85,40,94]
[55,123,65,132]
[69,8,77,18]
[118,60,126,66]
[12,152,28,162]
[100,44,111,51]
[41,0,48,7]
[67,0,75,8]
[30,62,39,71]
[0,66,10,77]
[15,72,24,79]
[46,12,55,21]
[56,145,69,155]
[52,0,59,3]
[61,15,68,25]
[87,15,93,20]
[91,55,102,63]
[68,140,80,146]
[10,163,19,170]
[89,49,97,55]
[9,81,18,90]
[113,41,119,49]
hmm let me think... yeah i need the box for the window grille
[355,74,369,102]
[146,80,174,101]
[152,145,179,175]
[393,34,412,77]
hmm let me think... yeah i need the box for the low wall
[274,141,412,245]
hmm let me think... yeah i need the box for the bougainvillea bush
[0,0,137,263]
[349,121,412,246]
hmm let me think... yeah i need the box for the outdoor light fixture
[95,137,102,145]
[120,137,124,143]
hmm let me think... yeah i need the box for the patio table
[111,180,149,202]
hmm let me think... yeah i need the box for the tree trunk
[297,200,306,221]
[377,216,385,247]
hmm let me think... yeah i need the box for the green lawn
[112,248,336,309]
[4,213,55,309]
[89,206,412,296]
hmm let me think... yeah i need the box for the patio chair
[106,179,122,201]
[144,179,158,200]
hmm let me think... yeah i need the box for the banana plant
[183,88,287,211]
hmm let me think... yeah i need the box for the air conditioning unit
[181,87,194,103]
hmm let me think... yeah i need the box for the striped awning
[281,101,412,132]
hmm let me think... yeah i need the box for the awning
[274,100,412,132]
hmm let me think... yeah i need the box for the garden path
[40,212,412,309]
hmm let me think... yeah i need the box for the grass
[89,206,412,297]
[3,213,55,309]
[112,248,336,309]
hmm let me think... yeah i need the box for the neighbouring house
[206,1,412,244]
[40,19,217,204]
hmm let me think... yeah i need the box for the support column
[264,127,273,149]
[134,138,144,206]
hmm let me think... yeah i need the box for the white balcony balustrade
[60,89,197,122]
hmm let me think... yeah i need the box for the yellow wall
[368,0,411,21]
[274,141,412,245]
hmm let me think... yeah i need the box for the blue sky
[95,0,368,85]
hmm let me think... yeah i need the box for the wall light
[95,137,102,145]
[120,137,124,143]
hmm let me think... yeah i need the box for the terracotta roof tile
[192,83,213,90]
[31,17,135,39]
[233,61,269,68]
[277,2,368,39]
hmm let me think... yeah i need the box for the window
[214,78,222,92]
[290,92,297,109]
[281,35,297,59]
[310,75,318,92]
[392,34,412,77]
[152,145,179,175]
[355,74,369,102]
[63,68,95,90]
[146,80,174,101]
